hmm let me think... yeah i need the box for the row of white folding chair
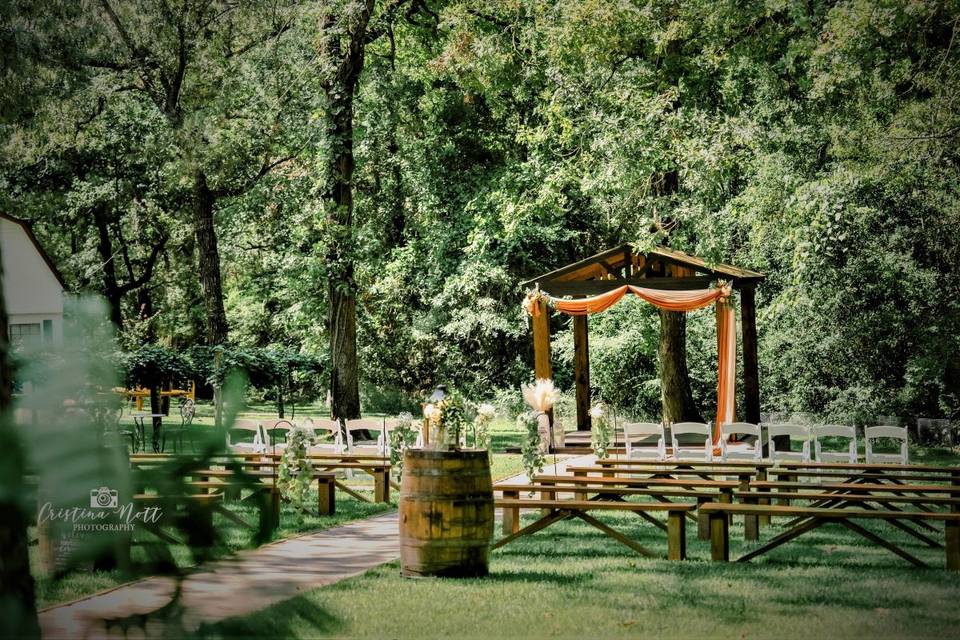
[622,421,714,462]
[226,417,344,454]
[621,421,908,465]
[764,424,909,465]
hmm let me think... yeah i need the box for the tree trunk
[193,170,229,346]
[659,309,703,423]
[93,205,123,329]
[0,244,41,639]
[320,6,370,421]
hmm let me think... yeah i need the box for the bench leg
[540,486,555,517]
[947,520,960,571]
[697,498,710,540]
[259,489,280,532]
[374,469,389,503]
[743,496,759,541]
[668,510,686,560]
[318,478,336,516]
[574,471,586,501]
[755,469,770,527]
[710,512,729,562]
[502,490,520,535]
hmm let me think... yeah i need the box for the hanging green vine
[590,405,612,459]
[518,411,545,481]
[277,426,316,520]
[389,412,418,481]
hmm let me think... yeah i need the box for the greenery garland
[518,411,545,481]
[389,412,418,481]
[277,426,316,520]
[590,405,612,459]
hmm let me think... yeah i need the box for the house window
[8,323,42,349]
[42,319,53,342]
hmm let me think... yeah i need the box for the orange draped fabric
[525,282,736,445]
[526,283,730,316]
[714,300,737,443]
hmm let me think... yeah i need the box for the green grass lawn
[204,506,960,639]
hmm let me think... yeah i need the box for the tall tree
[315,0,432,419]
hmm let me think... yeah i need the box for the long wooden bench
[493,498,696,560]
[593,459,773,471]
[497,482,730,537]
[192,469,337,526]
[732,489,960,543]
[766,469,956,484]
[131,493,223,545]
[700,502,960,570]
[776,461,960,476]
[133,455,388,504]
[509,477,737,539]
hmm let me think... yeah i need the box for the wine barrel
[399,448,494,578]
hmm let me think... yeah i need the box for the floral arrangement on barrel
[590,404,613,459]
[518,379,560,480]
[277,424,317,521]
[424,392,468,450]
[389,412,419,481]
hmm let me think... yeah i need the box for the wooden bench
[505,478,735,539]
[192,469,337,525]
[700,502,960,570]
[775,461,960,476]
[766,469,956,484]
[594,459,773,471]
[131,493,223,545]
[223,459,391,503]
[133,454,385,504]
[732,489,960,543]
[493,497,696,560]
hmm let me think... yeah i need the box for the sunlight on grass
[205,509,960,639]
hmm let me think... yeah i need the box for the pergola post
[741,285,760,424]
[573,315,591,431]
[532,299,552,380]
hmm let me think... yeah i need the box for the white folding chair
[813,425,857,463]
[670,422,713,462]
[766,424,810,464]
[304,417,344,454]
[345,418,385,453]
[865,425,909,464]
[622,422,666,461]
[719,422,762,463]
[260,419,295,452]
[226,419,266,454]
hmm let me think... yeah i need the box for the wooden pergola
[521,244,765,431]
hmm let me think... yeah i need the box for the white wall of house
[1,217,64,347]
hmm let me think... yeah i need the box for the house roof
[0,212,68,290]
[521,243,763,296]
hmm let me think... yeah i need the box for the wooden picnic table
[131,455,392,503]
[492,496,695,560]
[776,461,960,475]
[593,458,775,470]
[700,501,960,570]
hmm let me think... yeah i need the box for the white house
[1,213,66,348]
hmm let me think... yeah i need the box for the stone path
[39,454,596,639]
[40,512,400,639]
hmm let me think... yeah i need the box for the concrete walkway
[40,512,400,639]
